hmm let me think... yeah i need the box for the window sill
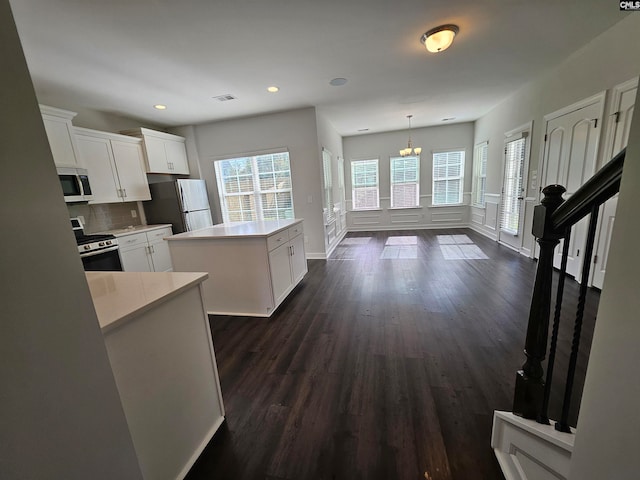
[428,203,465,208]
[471,204,486,209]
[351,208,382,212]
[388,206,422,210]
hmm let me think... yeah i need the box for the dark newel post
[513,184,566,420]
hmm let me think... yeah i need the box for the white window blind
[472,142,488,206]
[390,156,419,208]
[351,159,379,210]
[214,151,294,223]
[432,150,465,205]
[500,137,526,234]
[322,149,334,224]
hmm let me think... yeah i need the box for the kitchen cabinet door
[40,105,81,168]
[164,139,189,174]
[147,227,174,272]
[289,233,307,285]
[268,242,293,306]
[120,127,190,174]
[120,244,153,272]
[76,134,121,203]
[111,140,151,201]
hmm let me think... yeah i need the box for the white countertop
[166,219,302,240]
[99,224,173,237]
[86,271,208,333]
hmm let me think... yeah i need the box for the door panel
[541,99,602,279]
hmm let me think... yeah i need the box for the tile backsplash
[67,202,143,233]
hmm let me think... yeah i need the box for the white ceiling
[10,0,628,136]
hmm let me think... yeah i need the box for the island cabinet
[166,219,307,317]
[121,127,189,174]
[86,271,225,480]
[74,127,151,203]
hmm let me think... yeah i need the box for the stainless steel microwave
[57,167,93,203]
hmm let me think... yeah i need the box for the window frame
[350,159,380,211]
[389,155,420,208]
[214,151,294,223]
[472,141,488,206]
[432,149,465,206]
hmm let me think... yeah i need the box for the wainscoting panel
[520,198,537,257]
[469,194,500,240]
[389,210,422,226]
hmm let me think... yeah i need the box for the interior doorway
[591,78,637,289]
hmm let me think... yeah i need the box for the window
[351,159,379,210]
[432,150,465,205]
[214,151,293,222]
[500,137,526,234]
[472,142,488,206]
[322,149,334,224]
[390,155,419,208]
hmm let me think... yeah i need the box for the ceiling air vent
[213,94,237,102]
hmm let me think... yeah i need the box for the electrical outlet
[131,209,137,218]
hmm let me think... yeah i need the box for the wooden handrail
[552,148,626,232]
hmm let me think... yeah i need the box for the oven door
[80,246,123,271]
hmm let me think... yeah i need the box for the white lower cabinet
[268,227,307,306]
[118,227,173,272]
[75,127,151,203]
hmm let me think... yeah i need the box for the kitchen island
[86,271,225,480]
[166,219,307,317]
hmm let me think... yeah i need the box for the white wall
[568,85,640,480]
[342,122,474,231]
[474,14,640,252]
[186,107,327,258]
[0,1,143,478]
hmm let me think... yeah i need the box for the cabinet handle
[122,188,127,197]
[117,188,122,197]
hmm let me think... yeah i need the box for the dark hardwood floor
[186,229,599,480]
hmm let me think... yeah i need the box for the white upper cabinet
[75,127,151,203]
[39,105,82,168]
[121,127,189,174]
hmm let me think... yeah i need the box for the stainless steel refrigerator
[144,179,214,233]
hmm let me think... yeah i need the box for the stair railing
[513,147,625,432]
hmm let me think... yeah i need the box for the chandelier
[399,115,422,157]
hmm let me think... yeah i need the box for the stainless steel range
[71,217,122,271]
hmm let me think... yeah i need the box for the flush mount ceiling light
[153,104,167,110]
[420,24,459,53]
[267,86,279,93]
[399,115,422,157]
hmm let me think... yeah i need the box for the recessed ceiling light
[267,86,279,93]
[329,77,348,87]
[154,104,167,110]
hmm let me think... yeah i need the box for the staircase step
[491,411,575,480]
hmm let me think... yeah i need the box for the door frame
[498,121,533,252]
[589,77,638,287]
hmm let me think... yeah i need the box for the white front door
[591,79,637,289]
[541,95,603,279]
